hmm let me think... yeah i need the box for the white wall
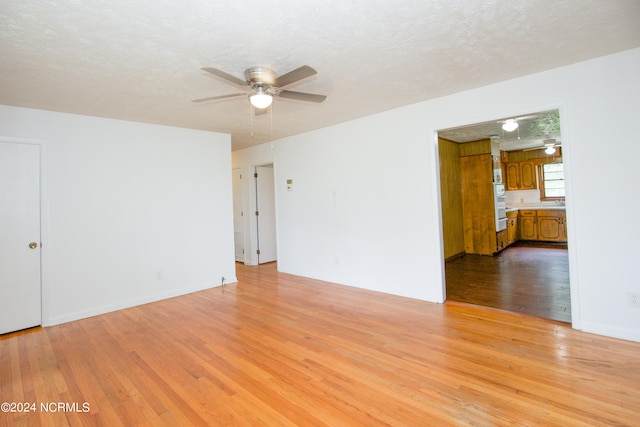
[0,106,237,325]
[505,189,549,207]
[274,107,437,300]
[234,47,640,342]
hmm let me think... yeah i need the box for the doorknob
[29,242,38,249]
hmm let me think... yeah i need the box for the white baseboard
[580,321,640,343]
[45,277,237,327]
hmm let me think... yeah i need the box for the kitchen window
[539,162,565,200]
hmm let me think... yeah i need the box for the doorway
[437,109,572,323]
[0,139,42,334]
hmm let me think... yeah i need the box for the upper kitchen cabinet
[505,160,537,190]
[503,148,562,191]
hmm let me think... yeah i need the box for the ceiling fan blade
[201,67,246,86]
[192,93,245,103]
[523,138,562,151]
[523,145,544,151]
[274,65,317,88]
[515,114,540,121]
[542,138,562,147]
[278,90,326,103]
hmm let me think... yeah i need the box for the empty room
[2,1,640,425]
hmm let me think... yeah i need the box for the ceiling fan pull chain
[270,104,274,148]
[250,103,254,137]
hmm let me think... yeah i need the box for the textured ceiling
[438,109,561,151]
[1,1,639,150]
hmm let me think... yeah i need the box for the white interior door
[255,165,276,264]
[232,168,244,262]
[0,141,42,334]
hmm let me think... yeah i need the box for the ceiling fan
[498,114,540,132]
[192,65,327,110]
[524,138,562,154]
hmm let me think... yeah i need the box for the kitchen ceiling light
[502,119,519,132]
[545,145,556,155]
[249,86,273,109]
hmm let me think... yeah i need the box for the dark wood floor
[2,262,640,425]
[446,242,571,323]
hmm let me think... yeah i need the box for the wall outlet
[156,270,163,280]
[628,291,640,308]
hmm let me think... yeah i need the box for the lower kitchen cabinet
[506,212,518,245]
[518,209,567,243]
[496,230,507,251]
[496,212,518,253]
[519,210,538,240]
[537,211,567,242]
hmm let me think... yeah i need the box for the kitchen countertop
[506,205,566,211]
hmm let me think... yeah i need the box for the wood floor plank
[1,262,639,426]
[446,243,572,322]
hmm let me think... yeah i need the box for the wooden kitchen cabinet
[496,229,507,251]
[505,161,537,190]
[518,209,567,242]
[506,215,518,245]
[505,162,520,191]
[537,210,567,242]
[496,218,517,253]
[460,153,497,256]
[495,211,518,253]
[519,161,537,189]
[519,210,538,240]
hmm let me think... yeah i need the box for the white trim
[246,161,278,266]
[232,167,246,263]
[556,105,581,329]
[430,130,447,304]
[47,279,236,326]
[580,322,640,343]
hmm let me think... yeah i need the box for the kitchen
[437,109,570,322]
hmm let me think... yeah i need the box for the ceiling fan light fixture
[502,119,518,132]
[545,145,556,155]
[249,86,273,109]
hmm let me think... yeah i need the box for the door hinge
[255,211,259,216]
[256,249,261,255]
[254,172,258,178]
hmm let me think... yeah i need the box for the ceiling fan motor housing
[244,67,276,86]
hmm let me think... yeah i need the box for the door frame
[430,104,581,329]
[246,161,278,266]
[1,136,49,328]
[232,167,245,263]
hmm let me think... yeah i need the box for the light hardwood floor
[1,262,639,426]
